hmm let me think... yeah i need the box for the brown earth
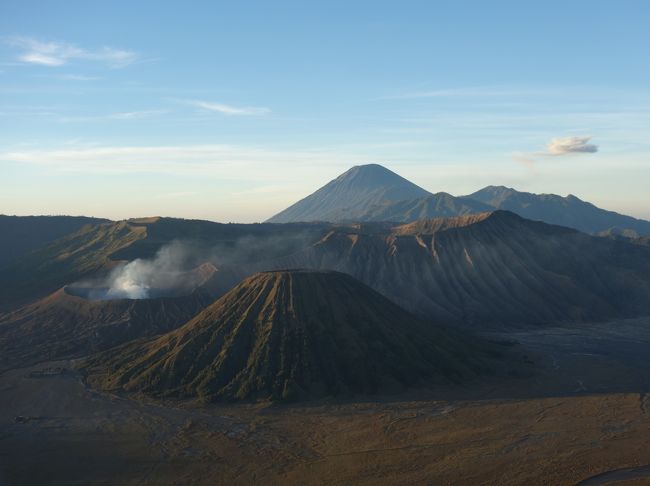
[2,315,650,485]
[251,211,650,326]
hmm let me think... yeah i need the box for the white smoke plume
[69,229,319,300]
[104,241,199,299]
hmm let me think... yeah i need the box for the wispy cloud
[0,145,350,179]
[546,136,598,155]
[0,106,166,122]
[108,110,167,120]
[0,143,361,180]
[53,110,167,122]
[7,36,138,68]
[52,74,102,81]
[383,86,550,100]
[188,100,270,116]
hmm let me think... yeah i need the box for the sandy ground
[2,317,650,485]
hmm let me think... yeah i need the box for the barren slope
[257,211,650,326]
[85,271,506,401]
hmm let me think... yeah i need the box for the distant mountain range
[267,164,650,235]
[465,185,650,236]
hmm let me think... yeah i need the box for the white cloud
[108,110,167,120]
[188,100,270,116]
[54,74,102,81]
[512,135,599,168]
[0,143,362,180]
[546,135,598,155]
[21,52,65,66]
[383,86,550,100]
[7,36,138,68]
[52,110,167,122]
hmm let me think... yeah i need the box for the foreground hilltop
[84,270,508,402]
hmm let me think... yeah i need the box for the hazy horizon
[2,162,650,224]
[2,1,650,222]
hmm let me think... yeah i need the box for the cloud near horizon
[546,136,598,155]
[188,100,270,116]
[0,143,359,180]
[7,36,138,68]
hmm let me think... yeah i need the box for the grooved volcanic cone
[85,270,502,402]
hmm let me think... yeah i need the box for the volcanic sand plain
[2,317,650,485]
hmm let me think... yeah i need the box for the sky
[1,0,649,222]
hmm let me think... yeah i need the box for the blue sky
[1,0,649,221]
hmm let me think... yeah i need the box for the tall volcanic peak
[267,164,431,223]
[84,270,504,402]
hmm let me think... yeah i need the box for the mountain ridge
[267,164,650,235]
[465,185,650,235]
[245,211,650,326]
[0,215,111,269]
